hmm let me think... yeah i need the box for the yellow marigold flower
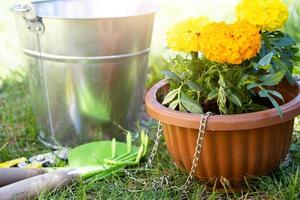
[236,0,288,31]
[166,17,210,52]
[199,22,261,64]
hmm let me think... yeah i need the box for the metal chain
[124,122,162,184]
[145,122,162,169]
[124,168,147,185]
[125,112,212,192]
[180,112,212,191]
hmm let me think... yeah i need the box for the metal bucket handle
[10,4,44,34]
[11,4,57,147]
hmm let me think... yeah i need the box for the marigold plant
[199,22,261,64]
[162,0,298,116]
[166,17,210,52]
[236,0,289,31]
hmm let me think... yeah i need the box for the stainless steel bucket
[11,0,157,148]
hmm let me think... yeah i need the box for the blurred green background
[0,0,299,87]
[0,2,300,198]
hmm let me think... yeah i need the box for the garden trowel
[0,131,148,200]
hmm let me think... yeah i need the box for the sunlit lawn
[0,0,300,199]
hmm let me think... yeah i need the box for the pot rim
[145,79,300,130]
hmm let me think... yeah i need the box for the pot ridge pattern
[162,121,293,187]
[145,80,300,188]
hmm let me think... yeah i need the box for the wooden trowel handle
[0,168,46,187]
[0,169,77,200]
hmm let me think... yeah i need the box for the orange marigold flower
[166,17,211,52]
[236,0,288,31]
[199,22,261,64]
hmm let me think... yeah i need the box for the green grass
[1,1,300,199]
[0,73,300,200]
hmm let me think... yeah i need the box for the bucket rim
[31,0,159,20]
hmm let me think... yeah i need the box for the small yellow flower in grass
[199,22,261,64]
[166,17,210,52]
[236,0,288,31]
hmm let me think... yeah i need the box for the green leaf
[267,90,284,102]
[294,152,300,159]
[276,37,296,47]
[290,143,300,152]
[168,99,179,110]
[258,89,284,102]
[258,52,274,66]
[258,89,269,98]
[186,80,204,92]
[178,102,186,112]
[217,85,228,115]
[180,92,203,114]
[247,82,260,90]
[272,58,296,85]
[268,95,283,118]
[259,70,285,86]
[244,103,268,112]
[207,89,218,100]
[291,47,299,54]
[262,32,272,51]
[294,56,300,62]
[227,92,242,107]
[162,89,178,105]
[238,75,257,87]
[257,64,272,70]
[161,70,181,82]
[258,90,283,117]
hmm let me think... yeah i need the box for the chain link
[124,122,163,184]
[125,112,212,192]
[180,112,212,191]
[124,168,147,185]
[145,122,162,169]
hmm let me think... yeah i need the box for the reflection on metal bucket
[11,0,157,148]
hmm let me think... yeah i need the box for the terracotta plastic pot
[145,79,300,188]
